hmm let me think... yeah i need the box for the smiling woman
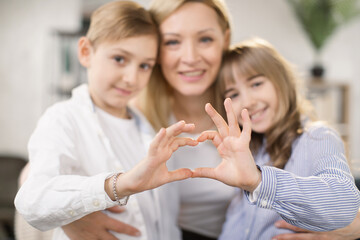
[136,1,234,239]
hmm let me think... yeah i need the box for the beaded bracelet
[112,173,129,206]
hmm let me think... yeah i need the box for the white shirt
[14,84,181,240]
[168,114,236,238]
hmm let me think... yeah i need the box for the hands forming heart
[116,98,262,198]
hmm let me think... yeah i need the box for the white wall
[1,0,359,174]
[0,0,81,158]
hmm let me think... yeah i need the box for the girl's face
[82,35,157,118]
[224,67,279,133]
[159,2,229,97]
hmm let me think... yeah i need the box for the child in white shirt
[14,1,197,240]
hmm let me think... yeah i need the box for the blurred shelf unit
[306,79,349,142]
[52,18,90,100]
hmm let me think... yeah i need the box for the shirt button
[69,210,75,216]
[261,200,267,207]
[93,199,100,207]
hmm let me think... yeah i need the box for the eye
[140,63,153,71]
[251,81,263,88]
[114,56,125,64]
[200,36,213,43]
[225,91,239,100]
[164,39,179,46]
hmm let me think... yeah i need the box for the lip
[178,70,206,83]
[114,86,132,96]
[249,107,267,124]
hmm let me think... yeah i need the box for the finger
[272,233,316,240]
[168,168,193,182]
[106,217,141,237]
[182,123,196,133]
[205,103,229,137]
[192,167,217,179]
[274,220,310,233]
[165,120,186,137]
[106,206,125,213]
[224,98,241,137]
[240,109,252,143]
[170,137,198,151]
[197,131,222,147]
[197,131,218,142]
[100,232,119,240]
[149,128,166,153]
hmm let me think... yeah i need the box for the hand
[62,207,141,240]
[113,120,198,198]
[192,98,261,192]
[272,210,360,240]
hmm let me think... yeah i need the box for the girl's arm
[192,98,360,232]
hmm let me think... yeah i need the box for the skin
[192,98,261,192]
[78,35,157,118]
[224,70,279,134]
[159,2,230,132]
[272,210,360,240]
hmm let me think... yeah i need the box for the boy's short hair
[87,1,159,49]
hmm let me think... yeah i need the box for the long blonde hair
[138,0,232,131]
[219,38,315,169]
[86,1,159,50]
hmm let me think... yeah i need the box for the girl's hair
[219,38,315,169]
[138,0,232,131]
[86,1,159,50]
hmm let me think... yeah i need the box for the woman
[138,0,233,239]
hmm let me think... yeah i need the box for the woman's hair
[138,0,232,131]
[86,1,159,50]
[219,38,315,169]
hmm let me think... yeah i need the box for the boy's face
[224,67,279,134]
[80,35,157,118]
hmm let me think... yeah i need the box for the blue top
[219,122,360,240]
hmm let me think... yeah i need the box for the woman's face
[159,2,229,97]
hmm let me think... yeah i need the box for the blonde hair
[219,38,315,169]
[139,0,232,131]
[86,1,158,50]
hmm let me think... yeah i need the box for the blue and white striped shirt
[219,123,360,240]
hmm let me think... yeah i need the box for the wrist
[247,166,262,193]
[104,173,131,205]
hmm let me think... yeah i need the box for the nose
[181,40,200,65]
[240,91,256,110]
[122,65,138,86]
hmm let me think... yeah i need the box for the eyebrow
[112,48,156,61]
[162,28,215,37]
[247,74,263,81]
[223,87,235,96]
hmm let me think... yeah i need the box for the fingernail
[135,231,141,236]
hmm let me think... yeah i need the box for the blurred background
[0,0,359,239]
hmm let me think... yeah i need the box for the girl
[14,1,197,240]
[192,38,360,240]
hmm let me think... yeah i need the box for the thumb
[106,206,126,213]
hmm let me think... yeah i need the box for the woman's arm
[272,210,360,240]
